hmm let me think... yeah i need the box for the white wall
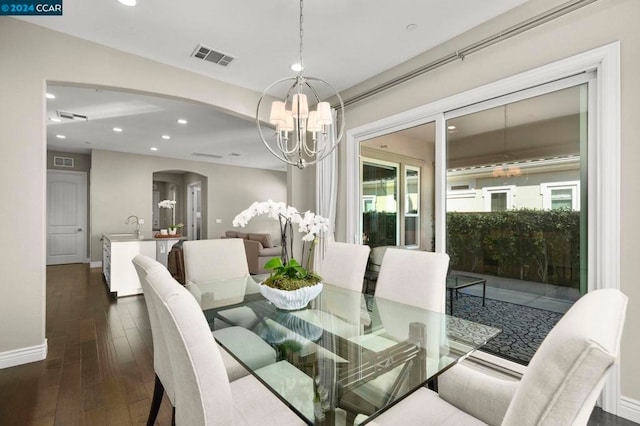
[0,17,269,361]
[91,149,286,261]
[330,0,640,408]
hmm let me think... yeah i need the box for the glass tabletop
[446,274,486,290]
[196,277,501,425]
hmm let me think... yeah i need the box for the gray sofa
[223,230,281,274]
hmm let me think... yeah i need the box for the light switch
[216,219,222,224]
[138,219,145,224]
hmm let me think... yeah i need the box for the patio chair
[371,288,628,426]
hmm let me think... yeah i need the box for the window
[541,181,580,210]
[482,186,515,212]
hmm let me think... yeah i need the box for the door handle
[77,228,83,232]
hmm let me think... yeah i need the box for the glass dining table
[190,275,501,425]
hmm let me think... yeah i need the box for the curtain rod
[338,0,598,108]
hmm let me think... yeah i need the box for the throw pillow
[225,230,238,238]
[236,232,248,239]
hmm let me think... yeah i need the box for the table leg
[449,288,454,315]
[482,280,486,307]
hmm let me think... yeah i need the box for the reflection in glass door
[404,166,420,246]
[361,160,398,247]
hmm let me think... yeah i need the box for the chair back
[183,239,249,285]
[316,242,371,292]
[132,255,176,403]
[502,289,628,426]
[147,268,235,426]
[375,249,449,312]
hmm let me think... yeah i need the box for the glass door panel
[362,160,399,247]
[445,83,589,365]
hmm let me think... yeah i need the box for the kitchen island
[102,233,186,297]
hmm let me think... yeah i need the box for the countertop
[103,233,187,242]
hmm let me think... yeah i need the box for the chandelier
[256,0,345,169]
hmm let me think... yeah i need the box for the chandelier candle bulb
[316,102,332,125]
[291,94,309,118]
[307,111,322,133]
[270,101,286,124]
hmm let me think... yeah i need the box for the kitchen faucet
[125,215,143,239]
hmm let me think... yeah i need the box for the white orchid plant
[158,199,183,230]
[233,201,330,290]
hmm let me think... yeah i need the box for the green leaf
[263,257,283,270]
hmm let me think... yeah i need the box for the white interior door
[187,182,202,240]
[47,170,87,265]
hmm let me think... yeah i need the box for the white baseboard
[619,396,640,423]
[90,261,102,268]
[0,340,48,369]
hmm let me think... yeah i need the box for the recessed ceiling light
[162,135,171,140]
[290,63,303,72]
[406,24,418,32]
[118,0,136,6]
[447,125,457,130]
[49,117,61,122]
[113,127,123,132]
[56,134,66,139]
[150,147,158,151]
[177,119,188,124]
[46,93,56,99]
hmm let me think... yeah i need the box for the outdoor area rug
[449,293,564,364]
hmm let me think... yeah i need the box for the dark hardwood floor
[0,264,172,425]
[0,263,636,425]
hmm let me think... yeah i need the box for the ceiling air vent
[191,44,236,67]
[192,152,223,159]
[57,110,88,121]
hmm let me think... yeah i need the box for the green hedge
[447,209,581,288]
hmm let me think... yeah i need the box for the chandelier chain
[299,0,304,71]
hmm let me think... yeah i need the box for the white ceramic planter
[259,282,323,310]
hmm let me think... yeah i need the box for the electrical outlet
[138,219,145,224]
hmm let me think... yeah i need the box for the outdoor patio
[448,270,580,363]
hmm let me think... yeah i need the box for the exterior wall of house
[447,167,580,212]
[331,0,640,409]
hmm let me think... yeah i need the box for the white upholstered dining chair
[371,288,628,426]
[182,238,259,329]
[374,249,450,311]
[132,255,176,425]
[133,255,276,424]
[315,242,371,292]
[146,267,307,425]
[340,249,450,421]
[183,238,249,285]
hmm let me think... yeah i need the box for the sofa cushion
[249,233,274,248]
[259,246,282,257]
[225,230,238,238]
[236,232,248,239]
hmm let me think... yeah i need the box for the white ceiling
[22,0,530,170]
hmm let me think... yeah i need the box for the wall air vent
[57,110,88,121]
[191,152,223,159]
[53,156,74,168]
[191,44,236,67]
